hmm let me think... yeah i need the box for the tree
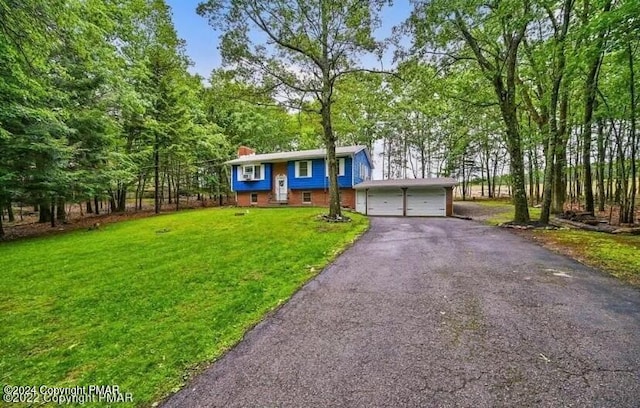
[0,0,75,227]
[205,69,308,153]
[519,0,575,224]
[580,0,613,215]
[197,0,391,219]
[410,0,533,223]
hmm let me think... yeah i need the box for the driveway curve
[163,218,640,407]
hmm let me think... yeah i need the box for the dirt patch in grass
[454,200,541,225]
[1,201,226,242]
[454,200,512,221]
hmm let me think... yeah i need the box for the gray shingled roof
[353,177,457,189]
[225,145,370,165]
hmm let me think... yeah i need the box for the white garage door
[367,189,404,216]
[406,188,446,216]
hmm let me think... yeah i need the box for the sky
[165,0,412,80]
[165,0,412,178]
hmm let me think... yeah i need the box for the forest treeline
[0,0,325,237]
[1,0,638,236]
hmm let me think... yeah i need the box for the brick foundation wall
[446,187,453,216]
[236,189,355,208]
[237,191,271,206]
[287,189,355,208]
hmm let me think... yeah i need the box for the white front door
[276,175,287,201]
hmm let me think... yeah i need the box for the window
[302,191,312,204]
[325,158,345,177]
[296,160,312,178]
[359,163,370,180]
[250,193,258,204]
[240,164,263,181]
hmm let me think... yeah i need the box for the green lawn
[531,229,640,286]
[0,208,368,406]
[475,199,542,225]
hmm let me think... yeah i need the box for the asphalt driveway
[163,218,640,407]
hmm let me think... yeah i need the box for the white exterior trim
[325,158,345,177]
[295,160,312,178]
[237,164,265,181]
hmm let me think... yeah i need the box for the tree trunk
[492,152,500,198]
[540,136,556,224]
[533,148,541,203]
[481,153,486,197]
[596,118,606,211]
[486,154,492,198]
[139,175,147,210]
[582,124,595,214]
[176,164,181,212]
[50,199,55,228]
[612,119,627,222]
[497,88,530,223]
[461,154,467,201]
[573,130,582,202]
[606,135,614,202]
[117,186,127,212]
[319,0,340,220]
[167,171,172,205]
[420,140,426,179]
[94,196,100,215]
[56,198,66,222]
[626,41,637,224]
[553,90,570,213]
[541,0,572,223]
[321,100,341,219]
[86,200,93,214]
[553,141,567,213]
[6,198,14,222]
[38,198,51,223]
[528,148,534,206]
[154,132,160,214]
[496,28,529,222]
[581,0,612,215]
[386,138,391,179]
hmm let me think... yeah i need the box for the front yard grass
[0,208,368,406]
[473,200,542,225]
[530,229,640,287]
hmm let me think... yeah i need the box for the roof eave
[353,179,458,189]
[225,147,366,165]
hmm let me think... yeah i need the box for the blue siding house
[225,145,372,207]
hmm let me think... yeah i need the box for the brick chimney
[237,146,256,157]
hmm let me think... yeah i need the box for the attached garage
[354,178,456,217]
